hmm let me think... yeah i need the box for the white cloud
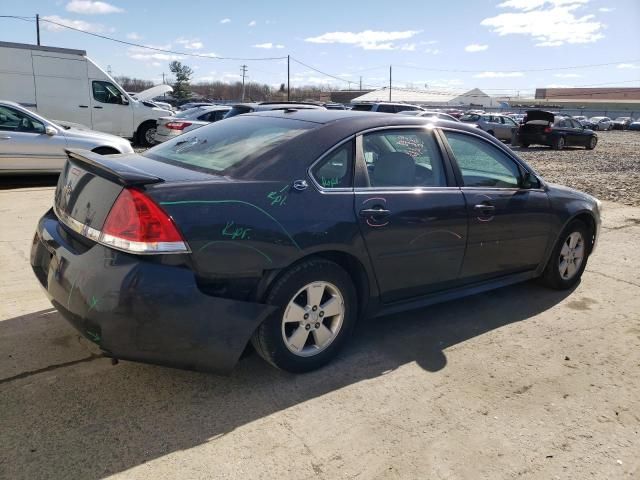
[305,30,422,50]
[220,18,231,24]
[425,47,441,54]
[41,15,112,33]
[66,0,123,14]
[617,63,640,69]
[126,44,182,62]
[248,20,257,27]
[126,32,141,40]
[482,1,604,47]
[598,7,614,12]
[554,73,581,77]
[400,43,416,51]
[253,42,284,49]
[176,38,203,50]
[465,43,488,52]
[473,71,524,78]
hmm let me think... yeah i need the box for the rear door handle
[93,106,103,109]
[78,105,88,108]
[359,207,391,217]
[0,136,11,140]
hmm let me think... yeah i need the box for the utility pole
[287,55,290,101]
[36,14,40,46]
[162,72,166,84]
[107,65,112,76]
[240,64,248,101]
[359,76,362,90]
[389,65,392,101]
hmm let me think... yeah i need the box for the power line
[395,60,640,74]
[1,15,287,61]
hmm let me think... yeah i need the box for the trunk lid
[525,110,554,123]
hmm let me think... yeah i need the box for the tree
[169,61,193,100]
[114,76,154,92]
[279,83,286,93]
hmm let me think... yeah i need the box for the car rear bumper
[153,130,180,143]
[30,209,276,373]
[518,132,551,146]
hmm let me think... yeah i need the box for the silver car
[459,113,519,142]
[154,105,231,144]
[0,100,133,174]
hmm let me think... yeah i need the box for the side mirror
[45,126,57,136]
[121,96,130,106]
[520,172,539,189]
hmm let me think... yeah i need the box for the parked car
[629,119,640,131]
[351,102,425,113]
[224,101,326,118]
[31,110,601,374]
[517,110,597,150]
[0,42,173,147]
[154,105,231,144]
[177,102,216,111]
[400,110,460,122]
[572,115,589,126]
[443,109,464,119]
[0,100,133,174]
[459,113,519,142]
[611,117,632,130]
[588,116,613,131]
[324,103,346,110]
[508,113,526,124]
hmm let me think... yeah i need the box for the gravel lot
[514,130,640,207]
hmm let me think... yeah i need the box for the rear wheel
[539,220,591,290]
[552,136,565,150]
[251,258,357,373]
[586,136,597,150]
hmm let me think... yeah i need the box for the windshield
[144,116,315,176]
[614,117,629,121]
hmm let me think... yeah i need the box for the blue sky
[2,0,639,96]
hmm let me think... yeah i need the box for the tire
[251,258,357,373]
[92,147,119,155]
[137,122,157,147]
[539,220,592,290]
[552,136,565,150]
[586,136,597,150]
[592,125,599,131]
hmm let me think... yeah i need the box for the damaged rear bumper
[30,209,276,374]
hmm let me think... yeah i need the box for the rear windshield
[175,107,204,118]
[351,104,373,111]
[144,116,315,175]
[224,105,255,118]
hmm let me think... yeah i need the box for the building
[329,90,374,104]
[350,87,498,108]
[535,87,640,101]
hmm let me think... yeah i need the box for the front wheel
[586,136,597,150]
[137,122,157,147]
[539,220,591,290]
[252,258,357,373]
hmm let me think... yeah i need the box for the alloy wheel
[558,231,585,280]
[281,281,345,357]
[145,128,157,145]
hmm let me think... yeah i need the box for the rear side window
[443,131,521,188]
[224,105,254,118]
[145,116,315,175]
[351,104,373,111]
[376,104,397,113]
[311,140,354,189]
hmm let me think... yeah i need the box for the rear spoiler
[65,149,164,186]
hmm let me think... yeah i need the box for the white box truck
[0,41,173,146]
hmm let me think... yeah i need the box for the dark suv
[517,110,597,150]
[351,102,425,113]
[224,101,325,118]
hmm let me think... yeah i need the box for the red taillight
[165,121,192,130]
[544,127,552,133]
[101,188,188,253]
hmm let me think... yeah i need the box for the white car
[0,100,133,174]
[589,116,613,131]
[154,105,231,143]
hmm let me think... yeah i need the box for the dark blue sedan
[31,110,602,373]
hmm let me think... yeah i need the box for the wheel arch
[136,119,157,142]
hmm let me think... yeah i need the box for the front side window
[443,131,521,188]
[311,140,354,189]
[362,129,447,188]
[0,106,45,133]
[376,104,397,113]
[92,81,125,105]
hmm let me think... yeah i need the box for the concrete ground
[1,185,639,480]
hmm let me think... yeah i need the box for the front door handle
[0,136,11,140]
[474,204,495,212]
[93,106,103,109]
[78,105,88,108]
[360,207,391,217]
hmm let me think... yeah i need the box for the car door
[90,80,134,136]
[501,116,519,142]
[567,119,587,146]
[355,127,468,303]
[440,129,552,282]
[0,105,67,172]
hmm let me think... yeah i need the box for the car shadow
[0,280,575,479]
[511,146,585,152]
